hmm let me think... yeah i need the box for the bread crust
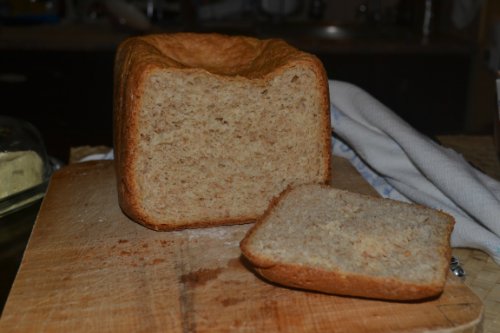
[254,264,447,301]
[240,184,455,301]
[113,33,331,230]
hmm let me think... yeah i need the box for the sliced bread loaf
[240,184,455,301]
[113,33,331,231]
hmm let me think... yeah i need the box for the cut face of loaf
[240,184,455,301]
[114,33,331,230]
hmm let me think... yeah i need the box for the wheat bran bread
[240,184,455,301]
[113,33,331,231]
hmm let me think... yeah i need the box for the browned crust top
[116,32,323,78]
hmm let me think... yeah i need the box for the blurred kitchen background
[0,0,499,163]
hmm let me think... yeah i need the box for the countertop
[0,22,476,55]
[0,153,485,332]
[0,23,131,51]
[67,136,500,333]
[1,135,498,332]
[437,135,500,333]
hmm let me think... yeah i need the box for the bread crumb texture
[114,33,330,228]
[244,185,453,284]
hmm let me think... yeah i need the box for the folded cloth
[78,150,114,162]
[330,80,500,264]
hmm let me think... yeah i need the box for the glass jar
[0,116,55,217]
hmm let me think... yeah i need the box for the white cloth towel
[330,80,500,264]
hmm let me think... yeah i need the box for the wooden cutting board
[0,157,483,332]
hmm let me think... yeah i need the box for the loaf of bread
[113,33,331,230]
[240,184,455,301]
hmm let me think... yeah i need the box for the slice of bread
[113,33,331,231]
[240,184,455,301]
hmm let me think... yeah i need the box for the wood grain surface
[0,157,483,332]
